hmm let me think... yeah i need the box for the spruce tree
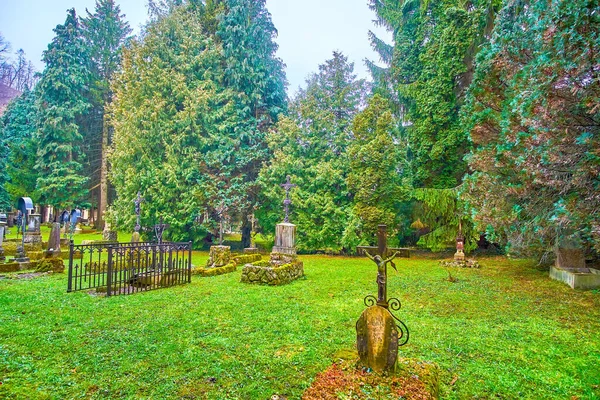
[35,8,90,209]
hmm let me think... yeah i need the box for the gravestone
[47,223,62,255]
[356,225,409,373]
[0,220,5,262]
[241,176,304,285]
[102,223,118,241]
[24,213,42,246]
[244,213,259,254]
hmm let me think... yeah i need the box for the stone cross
[280,175,296,223]
[248,213,257,248]
[215,203,227,246]
[133,191,144,232]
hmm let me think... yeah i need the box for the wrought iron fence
[67,241,192,296]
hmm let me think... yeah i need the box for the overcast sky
[0,0,391,94]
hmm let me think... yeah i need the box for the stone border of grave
[193,253,262,277]
[550,265,600,289]
[439,259,481,268]
[240,252,304,285]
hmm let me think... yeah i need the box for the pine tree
[35,8,90,209]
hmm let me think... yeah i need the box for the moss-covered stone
[240,260,304,285]
[232,253,262,266]
[34,257,65,273]
[3,241,43,256]
[0,262,20,273]
[193,262,236,277]
[206,245,231,268]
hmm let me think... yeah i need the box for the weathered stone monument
[356,225,409,373]
[241,176,304,285]
[201,204,235,275]
[102,222,118,242]
[244,213,259,254]
[46,222,62,255]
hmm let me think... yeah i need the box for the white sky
[0,0,391,94]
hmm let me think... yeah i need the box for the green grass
[0,255,599,399]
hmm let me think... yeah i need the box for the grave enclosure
[67,241,192,296]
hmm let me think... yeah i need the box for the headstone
[102,227,117,242]
[47,223,62,255]
[0,220,6,262]
[272,223,297,255]
[24,213,42,245]
[206,245,231,268]
[356,225,409,373]
[356,306,399,373]
[244,213,259,253]
[14,244,30,266]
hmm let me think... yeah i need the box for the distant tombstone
[0,219,5,262]
[131,231,141,243]
[47,223,62,255]
[272,176,298,255]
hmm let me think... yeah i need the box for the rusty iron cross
[280,175,297,223]
[358,225,410,308]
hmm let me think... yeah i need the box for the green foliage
[257,52,370,252]
[346,94,408,247]
[413,187,478,252]
[0,89,39,207]
[1,256,600,398]
[463,0,600,254]
[108,1,285,243]
[35,8,90,208]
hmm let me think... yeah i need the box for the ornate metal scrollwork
[362,294,410,347]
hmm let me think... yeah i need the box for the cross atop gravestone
[356,224,409,373]
[134,191,144,232]
[280,175,296,223]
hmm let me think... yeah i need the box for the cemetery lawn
[0,255,599,399]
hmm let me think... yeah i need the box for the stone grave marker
[356,225,409,373]
[47,222,62,255]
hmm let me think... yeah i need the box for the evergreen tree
[81,0,132,228]
[366,0,501,252]
[35,8,90,209]
[464,0,600,255]
[0,89,39,206]
[257,52,369,252]
[216,0,287,247]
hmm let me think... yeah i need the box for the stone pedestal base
[24,233,42,245]
[243,247,259,254]
[454,250,465,262]
[273,223,296,255]
[206,245,231,268]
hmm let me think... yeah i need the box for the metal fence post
[67,240,74,292]
[188,241,192,283]
[107,246,113,297]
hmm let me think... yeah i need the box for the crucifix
[280,175,296,223]
[358,225,411,308]
[133,191,144,232]
[154,217,170,244]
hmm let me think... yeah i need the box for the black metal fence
[67,241,192,296]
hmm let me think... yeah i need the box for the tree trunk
[98,116,109,230]
[241,219,251,249]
